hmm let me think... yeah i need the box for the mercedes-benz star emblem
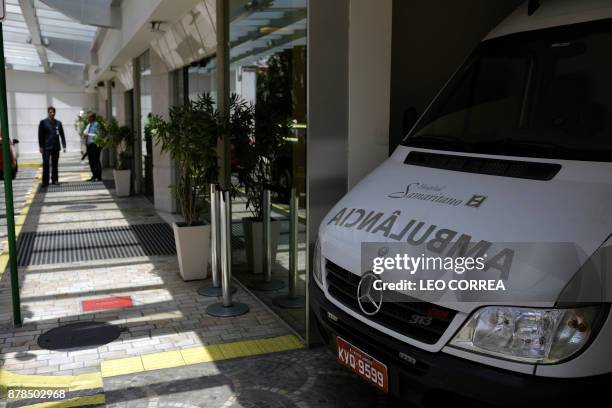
[357,272,383,316]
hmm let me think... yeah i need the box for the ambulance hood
[319,146,612,314]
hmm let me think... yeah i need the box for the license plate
[336,336,388,393]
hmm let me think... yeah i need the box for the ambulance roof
[485,0,612,40]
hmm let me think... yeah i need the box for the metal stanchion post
[273,188,305,309]
[206,189,249,317]
[199,184,236,297]
[246,189,284,291]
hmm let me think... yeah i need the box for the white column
[113,80,126,126]
[347,0,392,189]
[150,48,176,213]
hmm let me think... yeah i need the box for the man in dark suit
[38,106,66,187]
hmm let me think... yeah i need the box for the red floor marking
[82,296,133,312]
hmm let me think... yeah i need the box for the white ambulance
[311,1,612,406]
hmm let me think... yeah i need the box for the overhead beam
[40,0,121,29]
[18,0,50,73]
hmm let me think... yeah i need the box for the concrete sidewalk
[0,153,290,377]
[0,154,390,407]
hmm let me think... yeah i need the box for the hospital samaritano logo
[388,182,487,208]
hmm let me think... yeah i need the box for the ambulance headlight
[450,306,607,363]
[312,238,323,287]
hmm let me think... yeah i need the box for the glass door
[228,0,308,338]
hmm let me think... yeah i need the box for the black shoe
[52,182,59,185]
[87,177,96,182]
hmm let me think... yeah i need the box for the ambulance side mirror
[402,107,418,136]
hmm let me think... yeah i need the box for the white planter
[113,169,131,197]
[173,222,210,281]
[243,217,281,274]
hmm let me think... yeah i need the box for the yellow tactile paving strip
[0,370,105,407]
[0,370,103,392]
[18,163,43,169]
[0,169,41,279]
[100,334,304,377]
[1,335,303,407]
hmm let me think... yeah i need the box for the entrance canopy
[2,0,113,84]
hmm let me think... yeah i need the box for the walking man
[38,106,66,187]
[83,112,102,181]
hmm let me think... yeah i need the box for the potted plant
[96,118,134,196]
[232,69,292,274]
[112,126,134,197]
[150,94,220,281]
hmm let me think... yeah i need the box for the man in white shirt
[83,112,102,181]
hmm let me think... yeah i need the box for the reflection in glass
[228,0,308,337]
[139,51,154,198]
[189,63,217,102]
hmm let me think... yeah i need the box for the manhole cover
[38,321,122,350]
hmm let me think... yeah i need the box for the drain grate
[38,322,122,350]
[43,180,115,192]
[17,223,176,266]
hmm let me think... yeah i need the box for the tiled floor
[0,154,290,376]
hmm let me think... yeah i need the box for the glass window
[172,67,188,107]
[188,60,217,102]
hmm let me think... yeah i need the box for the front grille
[325,260,456,344]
